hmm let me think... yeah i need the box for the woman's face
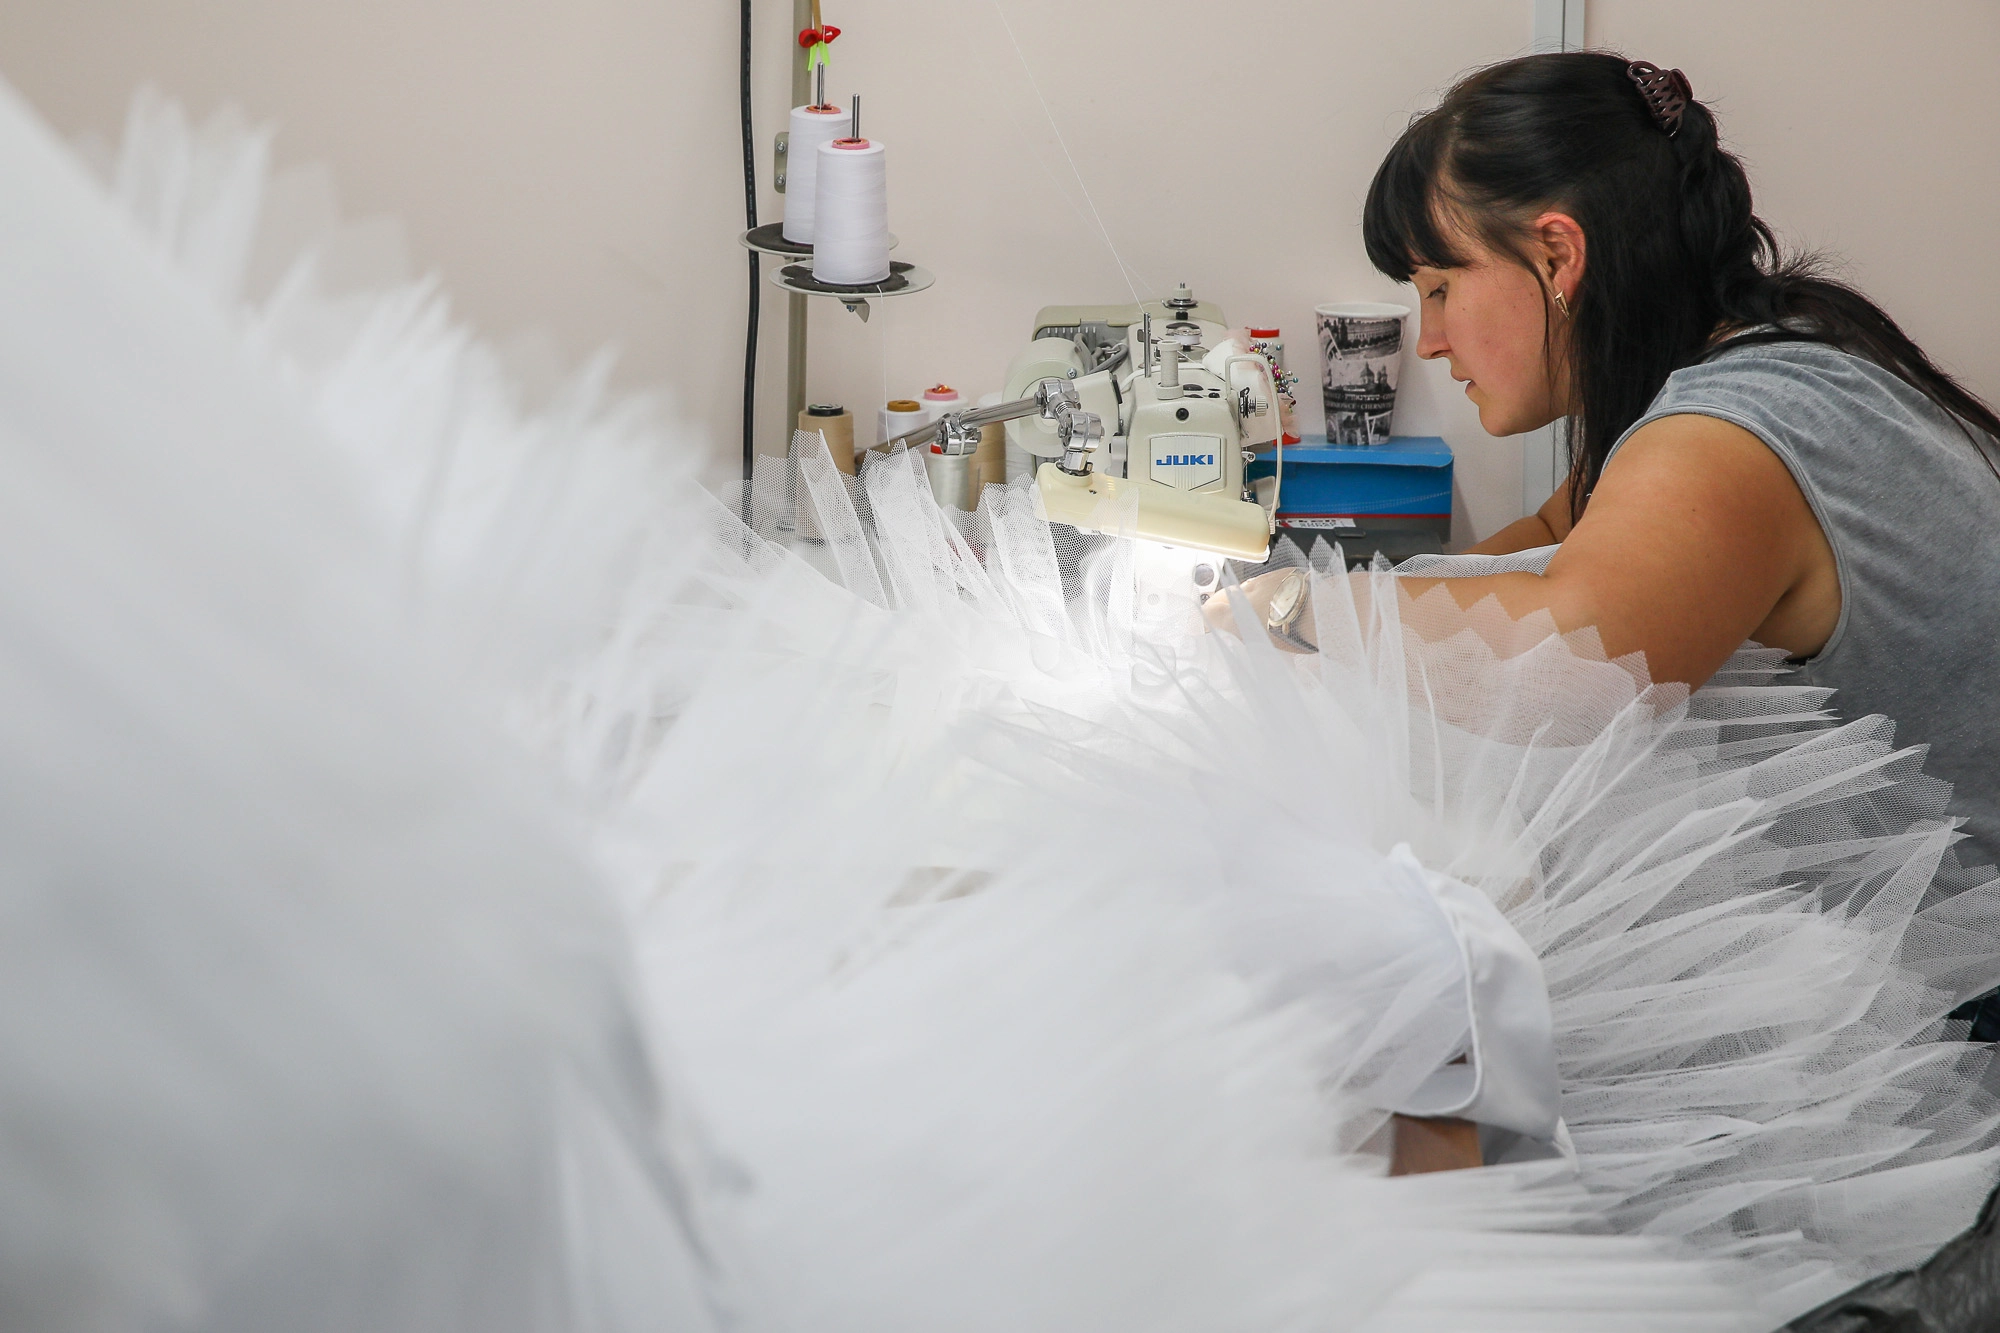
[1409,220,1578,437]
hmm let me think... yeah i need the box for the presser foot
[1198,567,1319,653]
[1261,568,1318,653]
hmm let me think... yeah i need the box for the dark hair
[1363,51,2000,521]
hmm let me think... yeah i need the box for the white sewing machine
[891,285,1281,566]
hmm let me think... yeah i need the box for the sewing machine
[890,285,1281,565]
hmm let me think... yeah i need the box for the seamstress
[1242,51,1999,872]
[1226,51,2000,1176]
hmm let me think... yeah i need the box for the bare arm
[1402,414,1838,686]
[1460,476,1576,556]
[1220,415,1838,689]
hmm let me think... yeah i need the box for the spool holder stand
[747,0,932,454]
[737,229,924,323]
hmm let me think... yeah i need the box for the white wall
[3,2,1995,543]
[1588,1,2000,412]
[0,0,780,472]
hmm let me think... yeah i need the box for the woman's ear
[1533,211,1587,303]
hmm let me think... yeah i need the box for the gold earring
[1553,289,1572,319]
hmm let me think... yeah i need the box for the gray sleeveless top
[1607,340,2000,872]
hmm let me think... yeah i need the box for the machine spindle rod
[882,393,1045,450]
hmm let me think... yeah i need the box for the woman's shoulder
[1631,336,1954,458]
[1671,336,1894,400]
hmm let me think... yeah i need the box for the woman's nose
[1414,310,1448,361]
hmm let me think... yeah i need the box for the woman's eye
[1424,286,1446,301]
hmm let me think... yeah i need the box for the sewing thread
[781,104,852,244]
[812,137,891,285]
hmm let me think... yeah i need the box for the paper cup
[1315,302,1409,445]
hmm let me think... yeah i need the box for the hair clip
[1627,61,1693,137]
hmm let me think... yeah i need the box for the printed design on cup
[1316,303,1409,446]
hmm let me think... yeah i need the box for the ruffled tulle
[5,85,1998,1332]
[0,84,725,1333]
[724,445,2000,1283]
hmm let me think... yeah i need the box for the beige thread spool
[974,391,1007,489]
[799,403,856,475]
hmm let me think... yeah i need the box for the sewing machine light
[1121,541,1229,630]
[1034,461,1272,563]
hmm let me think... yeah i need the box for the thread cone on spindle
[811,135,890,284]
[781,104,851,244]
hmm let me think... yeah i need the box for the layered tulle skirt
[3,86,1997,1331]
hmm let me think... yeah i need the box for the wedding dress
[3,85,1997,1331]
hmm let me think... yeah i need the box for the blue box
[1247,435,1452,541]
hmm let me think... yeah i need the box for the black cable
[739,0,759,485]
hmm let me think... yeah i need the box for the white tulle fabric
[6,84,2000,1333]
[0,86,724,1333]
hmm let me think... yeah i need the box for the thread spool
[921,384,962,425]
[812,136,891,285]
[925,444,980,514]
[1005,435,1033,483]
[879,398,925,450]
[799,403,856,475]
[975,391,1007,488]
[782,104,852,244]
[919,384,981,511]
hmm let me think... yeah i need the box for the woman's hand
[1389,1115,1482,1174]
[1201,567,1321,651]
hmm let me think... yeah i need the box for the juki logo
[1149,435,1222,490]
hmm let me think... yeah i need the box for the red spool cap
[1248,327,1281,338]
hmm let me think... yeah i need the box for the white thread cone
[781,104,850,244]
[812,138,890,284]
